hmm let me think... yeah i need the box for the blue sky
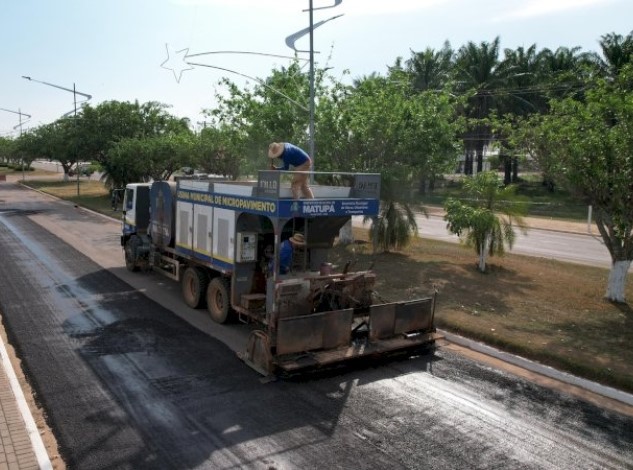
[1,0,631,136]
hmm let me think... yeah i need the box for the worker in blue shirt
[271,233,305,274]
[268,142,314,199]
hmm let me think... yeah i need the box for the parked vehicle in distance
[68,164,94,177]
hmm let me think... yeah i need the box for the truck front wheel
[207,277,231,323]
[182,267,210,309]
[124,237,140,272]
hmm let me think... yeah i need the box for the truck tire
[124,237,140,272]
[207,277,231,324]
[182,267,210,309]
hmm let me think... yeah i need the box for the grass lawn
[25,179,117,216]
[21,177,633,394]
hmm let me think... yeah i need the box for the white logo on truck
[302,203,335,214]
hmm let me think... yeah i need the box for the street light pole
[308,0,315,167]
[73,82,79,196]
[19,109,25,181]
[286,1,342,171]
[21,76,91,196]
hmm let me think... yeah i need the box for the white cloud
[492,0,615,21]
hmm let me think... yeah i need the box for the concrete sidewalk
[0,335,52,470]
[424,204,598,235]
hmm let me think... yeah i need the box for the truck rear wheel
[207,277,230,323]
[182,267,209,309]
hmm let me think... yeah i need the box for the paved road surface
[355,211,617,270]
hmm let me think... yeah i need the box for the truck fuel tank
[150,181,177,248]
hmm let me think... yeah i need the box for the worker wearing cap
[268,142,314,199]
[274,233,305,274]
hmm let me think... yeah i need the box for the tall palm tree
[598,31,633,79]
[454,37,503,174]
[406,41,454,92]
[495,44,547,183]
[497,45,546,115]
[539,46,599,100]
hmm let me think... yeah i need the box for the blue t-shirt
[279,143,310,170]
[279,240,294,274]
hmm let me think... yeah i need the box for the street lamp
[0,107,31,180]
[21,76,92,196]
[286,0,343,170]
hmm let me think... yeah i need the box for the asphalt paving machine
[121,170,439,375]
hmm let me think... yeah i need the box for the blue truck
[121,170,438,375]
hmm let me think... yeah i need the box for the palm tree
[444,171,527,272]
[497,45,548,115]
[539,46,599,100]
[364,171,424,253]
[494,44,542,183]
[406,41,454,92]
[598,31,633,79]
[454,37,503,174]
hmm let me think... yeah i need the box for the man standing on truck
[268,142,314,199]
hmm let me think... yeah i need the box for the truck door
[122,184,150,235]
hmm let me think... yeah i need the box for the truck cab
[121,183,150,238]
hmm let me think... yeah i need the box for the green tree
[0,137,16,164]
[311,72,355,173]
[209,60,318,172]
[347,71,462,251]
[444,171,527,272]
[521,67,633,302]
[19,120,79,179]
[106,133,196,187]
[79,100,191,164]
[12,131,40,172]
[195,125,245,180]
[78,100,192,188]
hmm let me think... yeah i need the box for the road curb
[425,212,597,237]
